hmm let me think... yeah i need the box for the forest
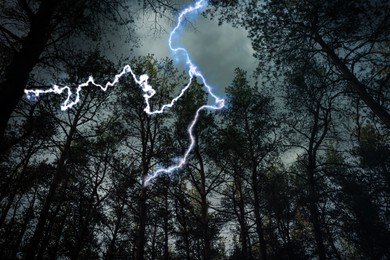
[1,0,390,259]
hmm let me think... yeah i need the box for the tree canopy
[1,1,390,259]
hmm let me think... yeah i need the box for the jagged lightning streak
[143,0,224,185]
[24,0,224,186]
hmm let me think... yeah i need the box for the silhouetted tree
[218,68,278,259]
[211,0,390,128]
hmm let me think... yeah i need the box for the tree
[211,0,390,128]
[281,58,347,259]
[218,68,278,259]
[170,79,225,260]
[116,55,181,260]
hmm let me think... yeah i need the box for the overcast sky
[130,1,257,96]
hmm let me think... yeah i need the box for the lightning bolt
[24,0,224,186]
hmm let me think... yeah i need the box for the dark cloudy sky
[131,1,257,96]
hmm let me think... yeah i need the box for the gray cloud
[132,4,256,96]
[182,18,256,92]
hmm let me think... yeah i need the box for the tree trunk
[48,206,69,260]
[307,168,326,260]
[105,199,126,260]
[72,182,103,260]
[150,219,158,260]
[245,114,267,260]
[306,103,327,260]
[175,198,191,260]
[0,148,35,228]
[234,171,249,258]
[8,194,36,260]
[136,150,148,260]
[195,144,212,260]
[24,111,79,259]
[0,0,59,148]
[135,113,154,260]
[252,173,267,260]
[163,184,170,260]
[135,185,147,260]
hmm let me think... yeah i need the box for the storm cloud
[131,3,256,95]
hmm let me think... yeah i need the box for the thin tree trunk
[194,143,211,260]
[307,168,326,260]
[175,198,191,260]
[306,103,327,260]
[36,177,70,260]
[3,192,24,250]
[0,149,35,228]
[150,219,158,260]
[8,194,36,260]
[24,110,80,259]
[135,113,154,260]
[135,185,147,260]
[233,170,249,258]
[136,146,148,260]
[245,114,267,260]
[163,183,170,260]
[252,174,267,260]
[48,206,69,260]
[105,199,126,260]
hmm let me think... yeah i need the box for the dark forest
[1,0,390,259]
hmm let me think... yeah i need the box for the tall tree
[172,79,224,260]
[117,55,180,260]
[218,68,278,259]
[282,59,344,259]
